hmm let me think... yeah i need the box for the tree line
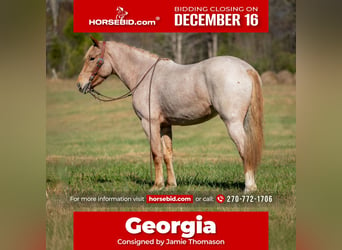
[46,0,295,78]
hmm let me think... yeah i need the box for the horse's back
[156,56,257,125]
[201,56,255,81]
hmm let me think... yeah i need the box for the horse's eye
[89,57,95,61]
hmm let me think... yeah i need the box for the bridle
[77,41,161,103]
[77,41,106,95]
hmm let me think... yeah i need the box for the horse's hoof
[244,184,257,194]
[149,184,165,191]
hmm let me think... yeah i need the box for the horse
[116,7,128,20]
[76,36,263,193]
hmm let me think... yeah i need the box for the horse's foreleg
[224,119,257,193]
[161,126,177,188]
[141,119,164,190]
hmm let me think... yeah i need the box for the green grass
[46,78,296,249]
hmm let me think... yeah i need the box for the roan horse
[77,37,263,193]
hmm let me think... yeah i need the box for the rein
[89,57,161,102]
[78,41,161,102]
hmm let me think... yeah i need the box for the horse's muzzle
[77,82,91,94]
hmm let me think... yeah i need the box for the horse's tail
[243,69,264,171]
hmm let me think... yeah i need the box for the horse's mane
[84,41,170,61]
[114,41,170,61]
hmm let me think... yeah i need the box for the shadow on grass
[127,175,154,186]
[128,175,245,191]
[177,179,245,190]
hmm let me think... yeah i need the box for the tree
[207,33,218,58]
[171,33,183,63]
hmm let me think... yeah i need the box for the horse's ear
[90,35,99,47]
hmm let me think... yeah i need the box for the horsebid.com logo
[116,6,128,20]
[89,5,157,26]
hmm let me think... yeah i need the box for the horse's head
[77,36,112,94]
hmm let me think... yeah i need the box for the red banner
[74,0,269,33]
[74,211,268,249]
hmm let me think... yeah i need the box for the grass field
[46,77,296,249]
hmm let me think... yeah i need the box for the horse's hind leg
[161,126,177,188]
[224,119,257,193]
[141,119,164,190]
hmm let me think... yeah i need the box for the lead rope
[148,58,161,184]
[89,57,161,184]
